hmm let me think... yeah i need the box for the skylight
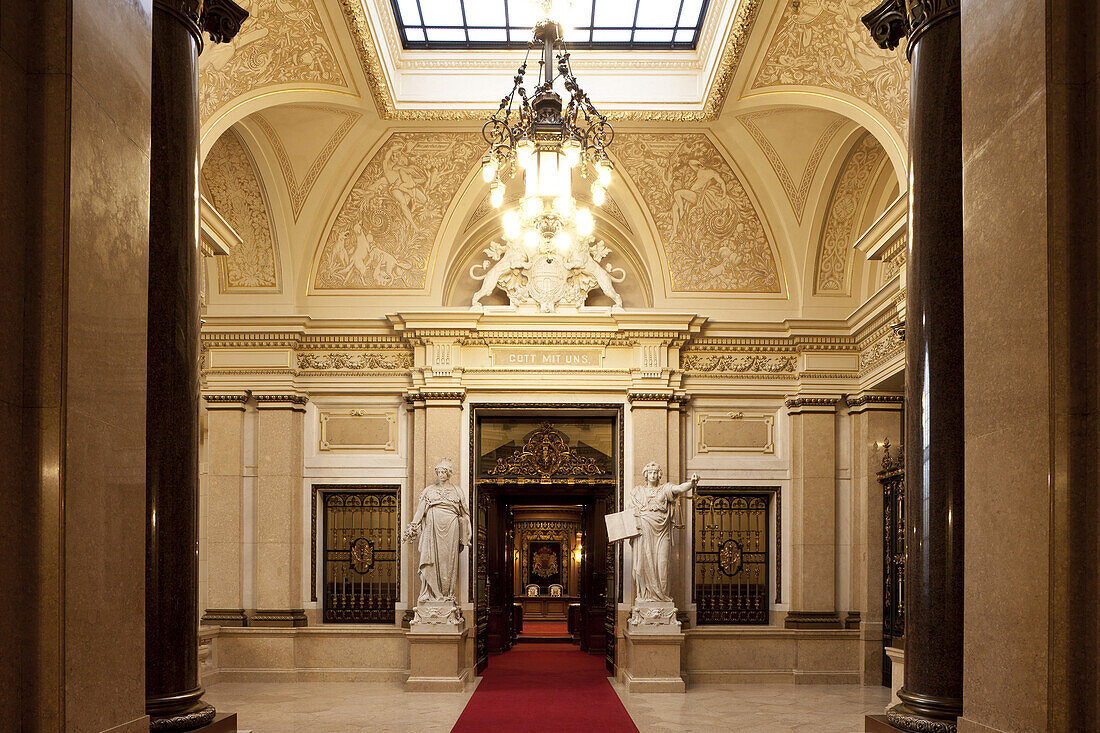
[391,0,711,50]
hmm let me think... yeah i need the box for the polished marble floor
[205,677,890,732]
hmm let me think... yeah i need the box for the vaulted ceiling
[198,0,908,325]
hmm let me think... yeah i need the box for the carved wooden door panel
[475,492,490,673]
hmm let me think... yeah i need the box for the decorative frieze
[297,352,412,371]
[859,325,905,374]
[681,353,797,373]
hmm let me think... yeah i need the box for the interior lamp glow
[481,0,613,255]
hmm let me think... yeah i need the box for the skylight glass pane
[468,28,508,42]
[426,26,467,41]
[464,0,505,26]
[391,0,709,48]
[507,0,537,28]
[591,28,632,42]
[633,28,674,43]
[592,0,636,28]
[677,0,705,26]
[419,0,464,26]
[395,0,423,25]
[635,0,678,27]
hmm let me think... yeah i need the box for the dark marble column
[147,0,245,729]
[864,2,963,732]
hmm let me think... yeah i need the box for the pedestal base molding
[406,628,470,692]
[784,611,843,629]
[201,609,247,627]
[624,630,686,693]
[249,609,307,627]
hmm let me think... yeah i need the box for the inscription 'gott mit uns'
[490,348,603,368]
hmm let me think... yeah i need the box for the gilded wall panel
[614,133,781,293]
[815,133,886,293]
[202,129,279,290]
[313,132,483,290]
[752,0,909,138]
[198,0,346,123]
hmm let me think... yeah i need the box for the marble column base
[406,627,471,692]
[627,601,681,634]
[623,629,685,693]
[249,609,307,628]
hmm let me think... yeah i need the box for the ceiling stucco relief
[751,0,909,138]
[198,0,346,123]
[738,109,846,223]
[251,105,360,220]
[815,132,886,294]
[313,131,483,290]
[614,133,781,294]
[202,129,280,290]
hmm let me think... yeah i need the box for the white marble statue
[402,457,471,627]
[628,462,697,628]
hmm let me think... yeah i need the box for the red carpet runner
[451,643,639,733]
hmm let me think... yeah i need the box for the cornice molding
[253,393,309,410]
[784,396,839,414]
[202,393,249,410]
[846,393,905,413]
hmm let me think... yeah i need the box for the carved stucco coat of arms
[470,237,626,312]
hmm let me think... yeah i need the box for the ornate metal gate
[693,490,771,625]
[322,490,399,623]
[879,441,905,685]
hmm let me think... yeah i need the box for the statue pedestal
[623,628,686,693]
[627,601,681,634]
[406,625,470,692]
[411,600,464,630]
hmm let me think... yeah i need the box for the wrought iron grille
[322,490,398,623]
[879,440,905,686]
[693,492,770,625]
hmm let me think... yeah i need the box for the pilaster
[250,394,307,627]
[202,394,249,627]
[784,395,841,629]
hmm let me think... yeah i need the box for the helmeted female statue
[403,457,471,625]
[629,462,697,604]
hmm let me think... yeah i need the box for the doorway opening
[470,406,622,673]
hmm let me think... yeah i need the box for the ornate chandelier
[480,0,614,255]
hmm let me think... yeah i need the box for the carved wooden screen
[322,490,399,623]
[693,491,770,625]
[879,442,905,686]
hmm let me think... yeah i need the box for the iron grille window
[323,490,399,623]
[693,491,770,625]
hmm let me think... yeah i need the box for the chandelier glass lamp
[481,0,614,254]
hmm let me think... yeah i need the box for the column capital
[404,389,466,405]
[627,391,689,408]
[200,0,249,43]
[202,393,249,410]
[253,393,308,411]
[846,392,905,414]
[784,395,839,415]
[863,0,959,59]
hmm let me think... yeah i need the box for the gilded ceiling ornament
[614,133,781,293]
[201,129,279,290]
[198,0,346,123]
[313,132,483,290]
[753,0,909,140]
[738,111,846,223]
[816,133,888,293]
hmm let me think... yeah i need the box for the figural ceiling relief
[313,132,484,290]
[202,129,280,290]
[613,133,781,294]
[815,132,887,294]
[198,0,346,123]
[752,0,909,140]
